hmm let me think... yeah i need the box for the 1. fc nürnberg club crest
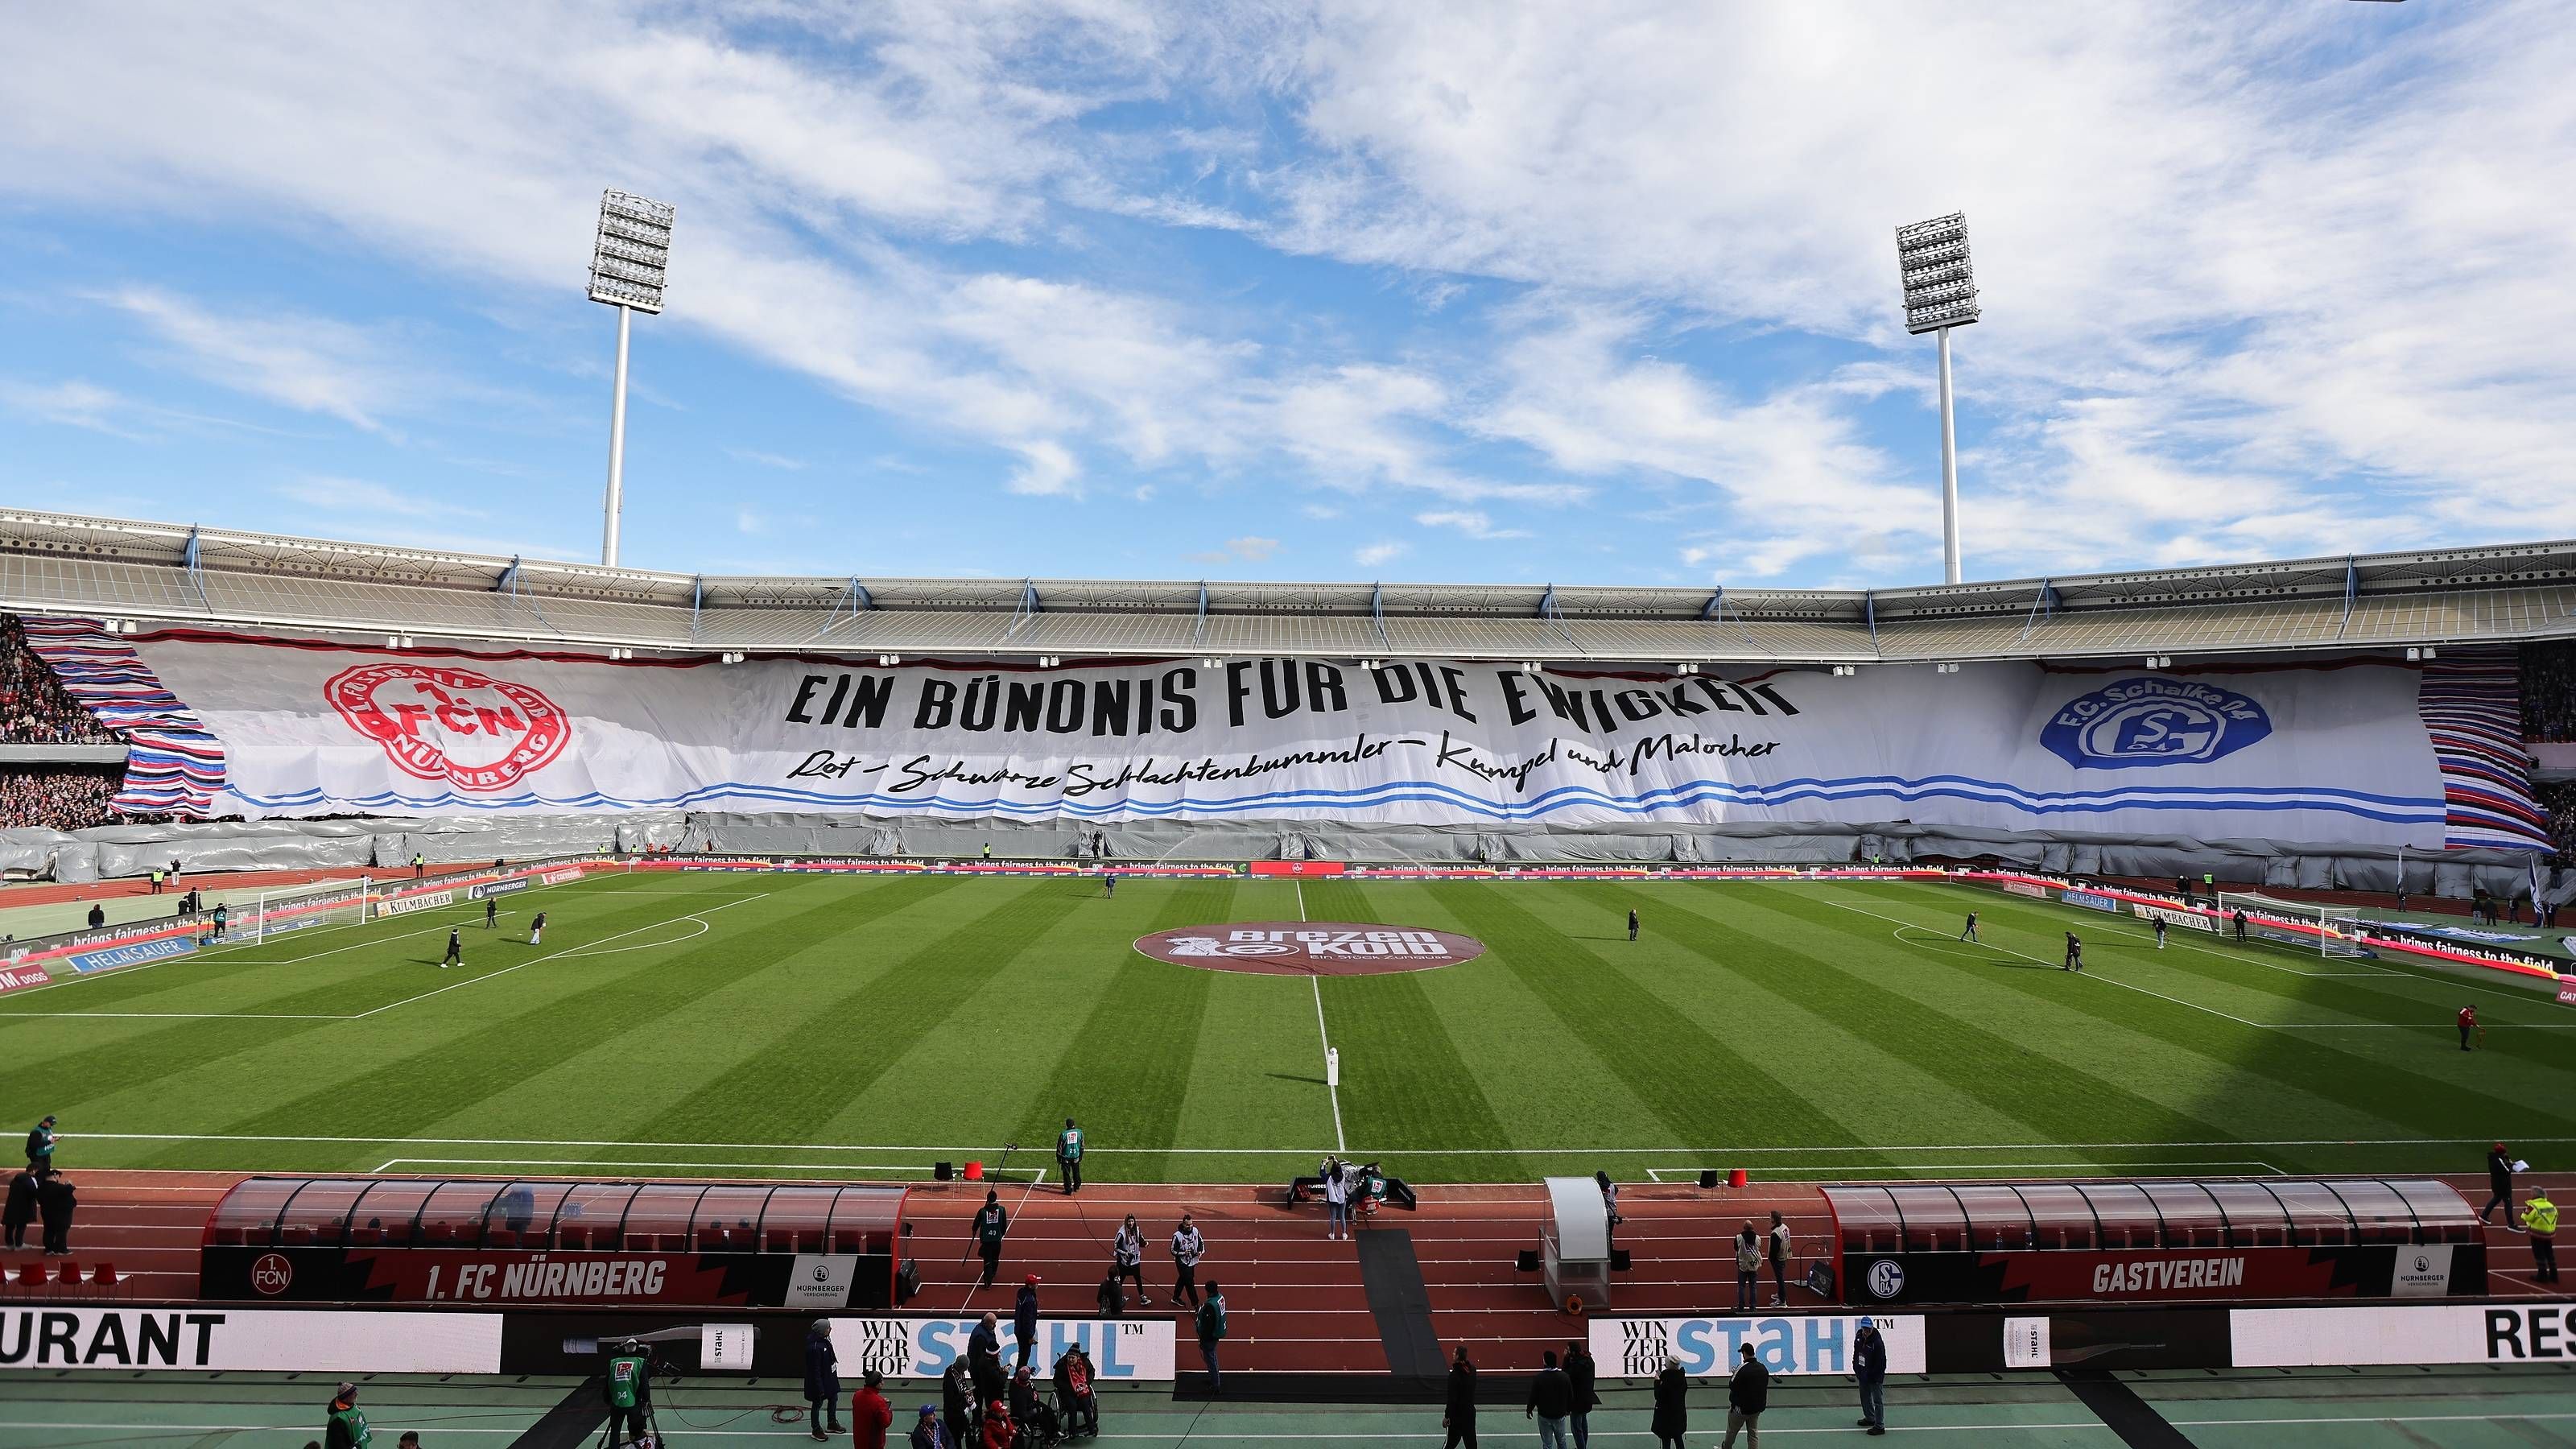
[326,662,572,792]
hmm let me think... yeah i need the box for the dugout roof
[1823,1178,2479,1254]
[4,506,2572,666]
[204,1174,908,1254]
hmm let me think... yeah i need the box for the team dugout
[205,1175,910,1253]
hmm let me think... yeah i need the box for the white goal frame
[230,877,376,944]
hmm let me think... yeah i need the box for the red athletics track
[13,1170,2568,1373]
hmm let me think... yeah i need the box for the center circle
[1133,921,1488,976]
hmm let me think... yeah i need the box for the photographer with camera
[603,1339,659,1447]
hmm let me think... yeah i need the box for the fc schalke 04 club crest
[327,662,572,792]
[2038,677,2271,770]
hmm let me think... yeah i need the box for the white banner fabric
[126,635,2450,844]
[2231,1305,2576,1367]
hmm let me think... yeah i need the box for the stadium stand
[2520,639,2576,742]
[0,612,116,745]
[0,762,128,831]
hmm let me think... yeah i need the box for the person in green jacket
[2524,1191,2559,1284]
[324,1382,370,1448]
[1056,1118,1085,1196]
[604,1339,654,1445]
[1195,1282,1228,1394]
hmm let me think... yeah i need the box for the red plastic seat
[12,1262,43,1289]
[52,1261,80,1287]
[88,1262,118,1288]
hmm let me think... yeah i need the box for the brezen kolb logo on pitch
[2040,679,2272,770]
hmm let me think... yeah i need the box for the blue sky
[3,2,2570,590]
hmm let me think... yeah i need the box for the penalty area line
[348,894,769,1020]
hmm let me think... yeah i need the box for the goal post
[226,877,376,945]
[2215,891,2374,956]
[2319,911,2372,958]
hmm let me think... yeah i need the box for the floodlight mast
[1895,212,1981,585]
[586,190,675,568]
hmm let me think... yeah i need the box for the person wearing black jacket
[803,1319,843,1441]
[2,1170,34,1249]
[37,1173,75,1256]
[2483,1142,2517,1225]
[1442,1344,1478,1449]
[1563,1340,1600,1449]
[1854,1318,1889,1435]
[1013,1275,1042,1370]
[940,1360,973,1448]
[1722,1342,1769,1447]
[972,1191,1009,1288]
[1525,1349,1574,1449]
[85,903,103,929]
[967,1312,1006,1402]
[1650,1357,1689,1448]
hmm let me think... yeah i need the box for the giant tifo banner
[14,618,2549,848]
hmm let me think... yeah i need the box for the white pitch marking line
[349,894,768,1019]
[556,916,710,958]
[372,1157,985,1174]
[1294,877,1348,1154]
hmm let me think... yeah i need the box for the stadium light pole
[586,190,675,568]
[1895,213,1981,585]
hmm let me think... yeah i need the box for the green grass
[4,869,2571,1183]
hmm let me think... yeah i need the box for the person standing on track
[1628,907,1640,943]
[602,1339,654,1447]
[1324,1156,1352,1241]
[1169,1212,1206,1308]
[1565,1339,1600,1449]
[442,927,463,968]
[1194,1281,1228,1394]
[972,1191,1009,1290]
[1650,1356,1690,1449]
[1733,1223,1761,1312]
[2483,1143,2518,1225]
[2153,915,2168,950]
[804,1319,844,1442]
[2232,908,2248,943]
[530,910,547,946]
[1959,911,1978,943]
[1012,1275,1041,1371]
[2523,1188,2559,1283]
[323,1382,370,1449]
[1766,1210,1793,1307]
[1113,1213,1148,1306]
[2458,1004,2479,1051]
[485,894,499,930]
[2062,932,2083,972]
[1443,1344,1479,1449]
[412,852,426,879]
[1055,1117,1084,1195]
[210,902,228,942]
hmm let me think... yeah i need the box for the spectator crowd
[2521,641,2576,744]
[0,764,129,832]
[0,615,116,746]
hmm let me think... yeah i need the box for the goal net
[2216,892,2375,956]
[221,878,375,945]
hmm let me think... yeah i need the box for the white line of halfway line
[348,894,770,1020]
[1297,877,1348,1153]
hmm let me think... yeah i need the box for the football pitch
[3,870,2571,1185]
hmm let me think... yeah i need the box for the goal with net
[2215,891,2375,956]
[216,877,376,946]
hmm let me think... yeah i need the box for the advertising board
[828,1316,1174,1381]
[0,1308,501,1373]
[1589,1315,1924,1378]
[2232,1304,2576,1367]
[1843,1244,2474,1305]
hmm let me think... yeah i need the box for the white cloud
[1353,539,1409,568]
[0,379,129,435]
[728,448,807,471]
[272,477,485,522]
[102,288,412,436]
[1005,439,1083,497]
[1188,535,1280,564]
[1414,509,1530,541]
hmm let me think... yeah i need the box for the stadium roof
[2,506,2572,667]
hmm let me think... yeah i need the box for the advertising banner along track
[52,622,2548,848]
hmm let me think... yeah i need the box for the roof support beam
[1538,584,1576,647]
[2338,555,2358,637]
[689,574,704,643]
[184,525,209,609]
[2017,576,2059,642]
[1191,581,1209,648]
[816,576,873,638]
[1370,581,1391,652]
[1005,580,1042,640]
[1864,591,1879,652]
[1700,588,1725,621]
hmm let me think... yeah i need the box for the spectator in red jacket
[849,1368,893,1448]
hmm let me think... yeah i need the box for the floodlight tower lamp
[1895,211,1981,586]
[586,189,675,569]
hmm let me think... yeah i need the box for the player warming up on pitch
[2062,932,2083,972]
[1959,911,1978,943]
[2459,1004,2480,1051]
[442,927,463,969]
[530,910,547,946]
[1628,908,1640,943]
